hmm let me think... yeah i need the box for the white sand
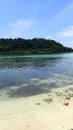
[0,86,73,130]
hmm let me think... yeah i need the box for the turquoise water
[0,53,73,98]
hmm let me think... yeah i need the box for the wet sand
[0,85,73,130]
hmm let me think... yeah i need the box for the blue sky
[0,0,73,48]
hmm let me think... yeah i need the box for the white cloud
[58,26,73,37]
[8,19,34,37]
[47,25,73,38]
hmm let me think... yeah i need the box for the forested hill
[0,38,72,54]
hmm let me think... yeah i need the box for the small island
[0,38,73,54]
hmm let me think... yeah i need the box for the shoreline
[0,85,73,130]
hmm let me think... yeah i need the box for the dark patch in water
[7,84,51,98]
[7,81,58,98]
[48,82,57,88]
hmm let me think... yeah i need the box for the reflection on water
[0,53,73,98]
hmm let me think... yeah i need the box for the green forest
[0,38,72,54]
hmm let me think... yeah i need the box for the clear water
[0,53,73,98]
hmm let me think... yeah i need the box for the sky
[0,0,73,48]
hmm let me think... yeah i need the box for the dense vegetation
[0,38,72,54]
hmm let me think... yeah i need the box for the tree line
[0,38,72,54]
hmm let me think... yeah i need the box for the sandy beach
[0,85,73,130]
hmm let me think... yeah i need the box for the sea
[0,53,73,99]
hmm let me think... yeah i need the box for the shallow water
[0,53,73,99]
